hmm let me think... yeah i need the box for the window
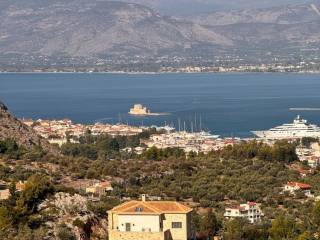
[125,223,131,232]
[135,207,143,212]
[172,222,182,229]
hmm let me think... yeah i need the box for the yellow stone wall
[109,230,165,240]
[163,213,192,240]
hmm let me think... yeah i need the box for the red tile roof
[109,200,192,215]
[287,181,311,189]
[248,202,257,206]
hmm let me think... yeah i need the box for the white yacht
[252,115,320,139]
[198,131,220,139]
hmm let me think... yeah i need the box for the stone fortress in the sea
[129,104,168,116]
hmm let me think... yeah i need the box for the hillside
[118,0,315,15]
[0,101,58,154]
[0,0,231,58]
[189,4,320,26]
[0,0,319,64]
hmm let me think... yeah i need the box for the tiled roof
[99,181,112,188]
[248,202,257,206]
[287,181,311,189]
[109,200,192,215]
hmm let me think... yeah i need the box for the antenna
[194,113,197,132]
[191,121,193,133]
[200,115,202,131]
[178,118,181,132]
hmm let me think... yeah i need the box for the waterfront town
[21,118,241,153]
[1,105,320,239]
[22,118,144,146]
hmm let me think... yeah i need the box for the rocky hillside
[0,0,319,59]
[0,0,231,57]
[119,0,314,15]
[0,101,58,154]
[189,3,320,26]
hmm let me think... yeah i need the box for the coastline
[1,71,320,75]
[129,112,170,116]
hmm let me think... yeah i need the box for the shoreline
[129,112,170,116]
[0,71,320,75]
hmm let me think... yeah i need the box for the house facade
[284,181,312,196]
[224,202,263,224]
[86,181,113,195]
[0,189,10,200]
[108,196,193,240]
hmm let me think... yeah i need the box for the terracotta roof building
[284,181,312,197]
[108,195,193,240]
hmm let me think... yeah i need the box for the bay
[1,72,320,137]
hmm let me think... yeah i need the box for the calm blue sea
[1,73,320,137]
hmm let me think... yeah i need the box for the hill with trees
[1,104,320,239]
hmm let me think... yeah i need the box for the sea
[1,72,320,138]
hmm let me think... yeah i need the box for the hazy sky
[123,0,314,15]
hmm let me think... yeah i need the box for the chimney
[141,194,147,202]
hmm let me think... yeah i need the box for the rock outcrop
[0,101,58,154]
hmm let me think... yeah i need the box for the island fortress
[129,104,151,115]
[129,104,168,116]
[108,194,193,240]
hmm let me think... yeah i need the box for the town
[1,103,320,239]
[0,116,312,240]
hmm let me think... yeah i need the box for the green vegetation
[300,137,319,148]
[0,174,54,238]
[220,140,298,163]
[1,133,320,239]
[61,128,162,160]
[0,139,25,159]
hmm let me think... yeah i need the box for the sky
[123,0,314,15]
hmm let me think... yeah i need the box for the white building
[284,182,312,197]
[224,202,263,223]
[86,181,113,195]
[0,189,10,200]
[296,143,320,168]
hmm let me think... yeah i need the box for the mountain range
[117,0,315,15]
[0,0,319,64]
[189,4,320,26]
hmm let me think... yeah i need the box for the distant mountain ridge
[189,3,320,26]
[116,0,315,15]
[0,0,319,62]
[0,0,232,57]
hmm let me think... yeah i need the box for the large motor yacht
[252,115,320,139]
